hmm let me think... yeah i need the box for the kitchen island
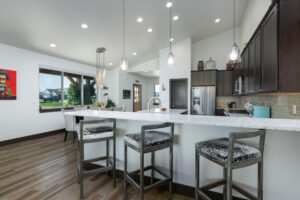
[65,110,300,200]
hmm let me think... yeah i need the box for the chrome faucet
[147,97,162,111]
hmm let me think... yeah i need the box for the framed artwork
[123,90,131,99]
[0,69,17,100]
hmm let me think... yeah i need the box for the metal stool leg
[140,151,144,200]
[106,140,109,176]
[64,131,68,142]
[223,167,227,200]
[226,167,233,200]
[195,150,199,200]
[258,161,263,200]
[124,144,128,200]
[151,152,155,184]
[72,132,76,143]
[113,136,116,188]
[80,142,84,200]
[169,144,173,200]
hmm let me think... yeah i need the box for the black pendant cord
[233,0,236,45]
[169,0,172,52]
[123,0,125,58]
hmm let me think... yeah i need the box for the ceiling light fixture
[120,0,128,71]
[132,52,137,56]
[169,38,174,42]
[81,23,88,29]
[147,28,153,33]
[137,17,143,23]
[173,15,179,21]
[109,62,113,66]
[230,0,240,62]
[167,0,175,65]
[214,18,221,23]
[166,1,173,8]
[49,43,56,48]
[95,47,107,91]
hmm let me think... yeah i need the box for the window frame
[39,67,96,113]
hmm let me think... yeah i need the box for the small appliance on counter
[253,106,271,118]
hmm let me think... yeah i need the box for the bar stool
[195,129,266,200]
[77,118,116,200]
[124,122,174,200]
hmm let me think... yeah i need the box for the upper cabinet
[236,0,299,95]
[217,70,233,96]
[191,70,217,86]
[261,4,278,92]
[279,0,300,92]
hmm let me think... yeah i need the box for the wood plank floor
[0,133,193,200]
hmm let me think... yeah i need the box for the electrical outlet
[293,105,297,115]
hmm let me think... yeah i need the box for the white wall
[0,43,96,141]
[192,28,241,70]
[159,39,192,111]
[118,69,158,112]
[100,68,119,105]
[240,0,272,48]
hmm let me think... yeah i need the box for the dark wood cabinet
[254,30,262,92]
[242,49,250,94]
[217,70,233,96]
[191,70,217,86]
[248,39,255,93]
[261,4,278,92]
[279,0,300,92]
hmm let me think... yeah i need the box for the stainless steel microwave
[235,76,243,94]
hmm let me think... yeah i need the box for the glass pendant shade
[120,57,128,71]
[95,47,106,90]
[167,52,175,65]
[230,43,240,61]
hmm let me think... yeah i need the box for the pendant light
[167,0,175,65]
[96,47,106,90]
[120,0,128,71]
[230,0,240,62]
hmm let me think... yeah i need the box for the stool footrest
[196,189,212,200]
[232,183,257,200]
[83,156,112,163]
[125,175,141,191]
[83,165,113,176]
[127,165,153,176]
[199,179,226,191]
[144,177,171,192]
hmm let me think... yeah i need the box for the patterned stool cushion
[196,138,261,163]
[77,126,113,140]
[125,131,171,149]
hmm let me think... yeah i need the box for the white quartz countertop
[64,110,300,132]
[138,108,187,114]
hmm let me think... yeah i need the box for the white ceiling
[0,0,248,68]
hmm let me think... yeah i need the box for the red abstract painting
[0,69,17,100]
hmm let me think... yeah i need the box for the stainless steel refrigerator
[191,86,216,115]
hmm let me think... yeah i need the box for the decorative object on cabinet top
[205,57,216,70]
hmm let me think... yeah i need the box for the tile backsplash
[242,93,300,119]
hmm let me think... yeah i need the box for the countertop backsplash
[242,94,300,119]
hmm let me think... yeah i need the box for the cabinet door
[191,70,217,86]
[217,71,233,96]
[254,30,262,92]
[279,0,300,92]
[261,4,278,92]
[249,40,255,93]
[242,49,249,94]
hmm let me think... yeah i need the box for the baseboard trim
[0,129,65,146]
[85,163,246,200]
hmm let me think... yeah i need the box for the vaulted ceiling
[0,0,248,68]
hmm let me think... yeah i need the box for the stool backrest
[228,129,266,167]
[140,123,174,150]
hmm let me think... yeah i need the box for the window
[39,69,63,110]
[39,68,96,112]
[154,84,160,105]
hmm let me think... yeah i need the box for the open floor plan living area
[0,0,300,200]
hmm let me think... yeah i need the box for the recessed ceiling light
[166,2,173,8]
[169,38,174,42]
[109,62,113,66]
[147,28,153,33]
[49,43,56,48]
[132,52,137,56]
[173,15,179,21]
[137,17,143,23]
[81,23,88,29]
[144,70,148,72]
[215,18,221,23]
